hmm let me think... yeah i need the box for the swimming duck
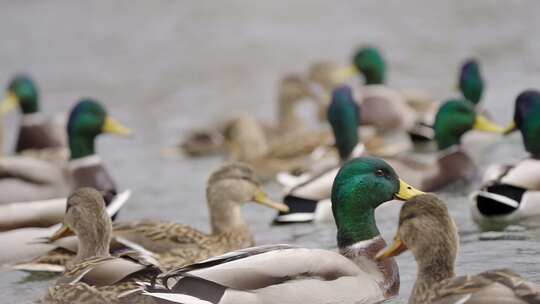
[274,98,502,224]
[223,112,331,181]
[409,59,486,143]
[0,75,67,161]
[0,98,131,230]
[22,163,288,272]
[377,193,540,304]
[471,90,540,228]
[178,74,319,157]
[386,99,502,191]
[41,188,160,304]
[140,157,425,304]
[274,85,365,224]
[330,46,432,132]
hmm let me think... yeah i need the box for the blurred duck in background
[141,157,424,304]
[311,46,434,135]
[275,98,502,224]
[409,59,487,144]
[377,194,540,304]
[40,188,160,304]
[0,75,67,163]
[274,85,365,224]
[17,163,288,272]
[222,112,331,181]
[471,90,540,228]
[385,99,502,191]
[0,99,131,231]
[177,75,322,157]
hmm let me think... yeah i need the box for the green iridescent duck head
[331,157,424,247]
[504,90,540,157]
[458,59,484,105]
[0,75,39,115]
[327,85,360,161]
[433,99,502,150]
[335,47,386,85]
[67,98,131,159]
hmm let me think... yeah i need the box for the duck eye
[375,169,385,177]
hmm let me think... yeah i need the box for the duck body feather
[143,244,391,304]
[42,255,160,304]
[471,158,540,227]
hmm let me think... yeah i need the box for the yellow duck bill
[395,179,425,200]
[102,116,132,136]
[333,65,358,83]
[0,92,18,115]
[473,115,504,133]
[375,236,408,260]
[49,223,74,242]
[253,189,290,212]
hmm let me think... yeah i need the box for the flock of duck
[0,47,538,303]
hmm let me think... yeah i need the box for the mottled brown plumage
[377,194,540,304]
[179,74,320,157]
[30,163,287,272]
[41,188,159,304]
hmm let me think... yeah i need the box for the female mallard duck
[274,85,366,223]
[471,90,540,227]
[0,98,131,230]
[274,98,502,224]
[178,74,320,157]
[41,188,160,304]
[409,59,486,143]
[140,157,425,304]
[0,75,67,161]
[223,112,331,181]
[377,193,540,304]
[19,163,288,272]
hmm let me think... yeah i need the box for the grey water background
[1,1,540,302]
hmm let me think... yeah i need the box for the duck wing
[433,269,540,304]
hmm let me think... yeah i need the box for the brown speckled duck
[41,188,160,304]
[377,193,540,304]
[178,75,320,157]
[19,163,288,272]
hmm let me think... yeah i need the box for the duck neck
[363,70,385,85]
[277,93,303,133]
[207,191,250,238]
[69,133,96,160]
[340,236,400,297]
[435,130,462,151]
[74,226,111,264]
[335,207,380,248]
[410,258,455,304]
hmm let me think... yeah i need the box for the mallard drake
[274,85,366,224]
[409,58,486,143]
[0,98,131,230]
[328,46,434,132]
[178,74,319,157]
[140,157,425,304]
[41,188,160,304]
[0,75,67,161]
[471,90,540,228]
[385,99,502,191]
[19,163,288,272]
[376,193,540,304]
[274,98,502,224]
